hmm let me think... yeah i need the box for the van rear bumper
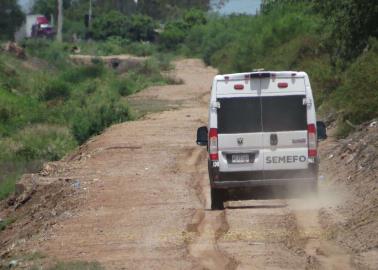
[208,162,318,189]
[211,177,317,188]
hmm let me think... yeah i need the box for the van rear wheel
[211,188,226,210]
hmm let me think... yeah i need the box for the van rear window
[262,95,307,132]
[217,95,307,133]
[218,97,261,134]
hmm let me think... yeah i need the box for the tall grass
[0,39,171,200]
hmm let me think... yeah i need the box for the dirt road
[21,59,357,269]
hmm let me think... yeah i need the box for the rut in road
[182,148,237,270]
[291,194,353,270]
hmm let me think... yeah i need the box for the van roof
[215,71,308,81]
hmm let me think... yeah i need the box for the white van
[196,71,327,210]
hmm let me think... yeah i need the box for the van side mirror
[316,121,327,140]
[196,126,208,146]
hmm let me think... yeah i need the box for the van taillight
[278,82,288,88]
[307,124,317,157]
[234,84,244,90]
[209,128,218,161]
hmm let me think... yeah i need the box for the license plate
[231,154,250,164]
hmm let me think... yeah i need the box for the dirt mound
[319,119,378,268]
[0,162,83,264]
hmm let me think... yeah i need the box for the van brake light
[234,84,244,90]
[251,72,270,78]
[308,124,317,157]
[278,82,288,88]
[209,128,218,161]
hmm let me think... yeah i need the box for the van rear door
[216,78,263,173]
[260,77,309,171]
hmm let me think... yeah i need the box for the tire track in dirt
[290,192,353,270]
[182,148,238,270]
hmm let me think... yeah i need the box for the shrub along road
[1,59,374,269]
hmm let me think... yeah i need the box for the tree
[261,0,378,62]
[56,0,63,42]
[91,10,129,40]
[183,9,207,28]
[0,0,25,40]
[128,14,157,41]
[159,21,187,49]
[315,0,378,62]
[33,0,71,16]
[91,11,156,42]
[33,0,56,15]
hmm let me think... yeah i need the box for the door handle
[270,134,278,146]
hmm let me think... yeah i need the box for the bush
[71,100,131,143]
[0,174,18,200]
[159,21,187,50]
[113,78,135,96]
[61,64,104,84]
[183,9,207,28]
[23,39,70,68]
[97,37,130,55]
[0,56,21,91]
[40,79,71,101]
[13,125,77,161]
[127,42,156,56]
[92,11,156,42]
[92,11,129,40]
[0,89,44,136]
[128,14,157,42]
[332,38,378,125]
[63,18,87,40]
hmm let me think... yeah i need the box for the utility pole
[56,0,63,42]
[88,0,92,28]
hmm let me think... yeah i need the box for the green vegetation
[0,40,170,200]
[91,11,156,42]
[0,0,24,40]
[0,216,15,231]
[77,38,157,57]
[161,1,377,138]
[32,0,213,41]
[160,9,207,50]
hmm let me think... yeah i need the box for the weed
[40,79,71,101]
[335,121,356,139]
[61,64,104,84]
[0,174,18,200]
[23,251,47,261]
[127,42,156,57]
[0,217,15,231]
[71,100,130,144]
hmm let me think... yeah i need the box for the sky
[212,0,262,15]
[18,0,35,13]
